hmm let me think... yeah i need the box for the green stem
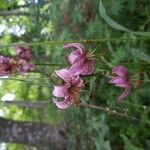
[123,102,150,110]
[34,63,67,67]
[85,103,150,125]
[0,77,52,87]
[0,37,150,48]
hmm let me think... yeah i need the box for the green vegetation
[0,0,150,149]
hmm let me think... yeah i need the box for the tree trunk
[3,100,49,109]
[0,117,67,150]
[0,10,29,16]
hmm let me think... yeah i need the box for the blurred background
[0,0,150,150]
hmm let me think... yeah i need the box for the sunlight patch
[1,93,15,101]
[0,109,5,117]
[0,81,2,87]
[0,143,6,150]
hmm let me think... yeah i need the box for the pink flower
[0,56,13,76]
[15,46,31,61]
[17,59,34,74]
[109,65,131,101]
[0,51,34,76]
[15,46,34,74]
[53,69,84,109]
[63,43,95,75]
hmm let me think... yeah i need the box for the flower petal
[69,59,95,76]
[64,43,85,65]
[55,69,71,82]
[17,59,34,73]
[63,43,85,54]
[0,56,13,76]
[112,65,129,77]
[16,46,31,61]
[53,98,71,109]
[71,75,84,88]
[52,85,69,98]
[109,77,128,88]
[53,96,74,109]
[53,99,71,109]
[21,63,34,72]
[68,50,83,65]
[117,86,131,101]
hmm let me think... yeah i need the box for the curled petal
[52,85,69,98]
[112,65,129,77]
[53,98,71,109]
[109,77,128,88]
[64,43,85,65]
[117,86,131,101]
[53,96,74,109]
[68,50,83,65]
[55,69,71,82]
[53,95,75,109]
[63,43,85,54]
[71,75,84,88]
[69,59,95,76]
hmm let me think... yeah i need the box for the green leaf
[121,134,144,150]
[129,49,150,63]
[99,0,150,37]
[111,47,127,66]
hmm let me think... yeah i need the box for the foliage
[0,0,150,149]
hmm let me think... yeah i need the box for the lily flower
[109,65,131,101]
[17,59,34,74]
[53,69,84,109]
[63,43,95,76]
[0,56,13,76]
[15,46,31,61]
[15,46,34,74]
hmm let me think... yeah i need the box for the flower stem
[85,103,150,125]
[0,37,150,48]
[34,63,67,67]
[0,77,52,87]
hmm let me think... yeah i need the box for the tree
[0,10,29,16]
[0,117,67,150]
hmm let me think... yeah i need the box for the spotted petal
[55,68,72,82]
[53,96,74,109]
[71,75,84,88]
[69,59,95,75]
[53,99,70,109]
[0,56,13,76]
[52,85,69,98]
[64,43,85,65]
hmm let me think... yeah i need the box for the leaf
[121,134,144,150]
[109,0,124,16]
[89,77,96,95]
[144,72,150,82]
[99,0,150,37]
[111,47,127,66]
[129,49,150,63]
